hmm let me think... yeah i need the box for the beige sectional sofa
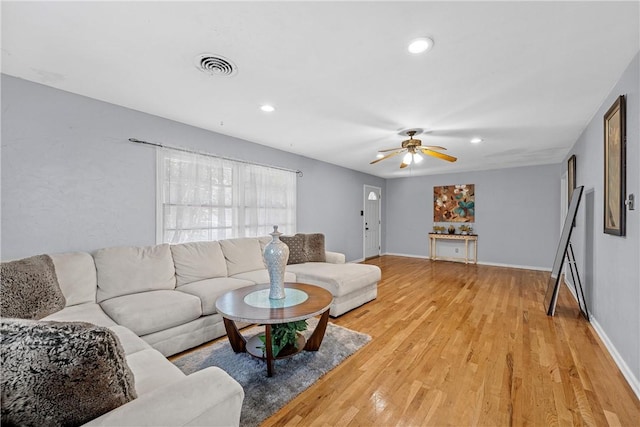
[18,235,380,426]
[47,237,380,357]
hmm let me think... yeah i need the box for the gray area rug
[172,318,370,427]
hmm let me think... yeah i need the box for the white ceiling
[2,1,639,178]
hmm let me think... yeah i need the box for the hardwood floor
[262,256,639,426]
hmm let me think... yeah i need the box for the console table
[429,233,478,264]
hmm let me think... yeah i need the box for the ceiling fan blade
[421,145,447,151]
[420,148,457,162]
[370,149,403,164]
[378,147,402,153]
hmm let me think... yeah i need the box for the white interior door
[364,185,381,259]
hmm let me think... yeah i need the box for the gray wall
[385,165,561,269]
[566,53,639,390]
[3,65,638,393]
[1,75,386,262]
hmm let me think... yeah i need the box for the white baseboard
[562,279,639,399]
[590,316,640,400]
[348,257,365,263]
[382,253,550,271]
[382,252,430,259]
[476,261,551,272]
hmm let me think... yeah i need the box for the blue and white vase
[264,225,289,299]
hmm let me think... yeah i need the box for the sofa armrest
[84,367,244,427]
[325,251,346,264]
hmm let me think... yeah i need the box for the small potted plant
[259,320,308,358]
[448,225,456,234]
[459,225,472,235]
[433,225,445,234]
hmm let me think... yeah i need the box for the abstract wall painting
[433,184,475,222]
[603,95,626,236]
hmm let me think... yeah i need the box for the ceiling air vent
[195,54,237,77]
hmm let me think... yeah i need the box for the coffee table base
[222,308,331,377]
[246,333,306,360]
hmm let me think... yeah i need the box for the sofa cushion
[171,241,228,286]
[84,367,244,427]
[0,254,66,319]
[41,303,117,327]
[0,319,137,427]
[257,236,271,266]
[50,252,97,306]
[219,238,265,276]
[125,348,185,396]
[178,277,254,315]
[140,315,230,357]
[95,244,176,303]
[285,263,381,297]
[100,290,202,336]
[231,269,296,285]
[108,325,153,355]
[280,234,306,264]
[325,251,346,264]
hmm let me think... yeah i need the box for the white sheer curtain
[241,163,297,237]
[158,148,296,244]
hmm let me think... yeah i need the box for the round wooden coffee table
[215,282,333,377]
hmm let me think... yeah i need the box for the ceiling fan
[370,130,457,168]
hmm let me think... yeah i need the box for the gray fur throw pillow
[1,254,66,319]
[1,319,137,426]
[304,233,326,262]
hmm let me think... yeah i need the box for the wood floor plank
[262,256,639,426]
[174,256,640,426]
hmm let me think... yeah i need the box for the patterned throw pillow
[1,319,137,426]
[281,234,307,264]
[281,233,327,264]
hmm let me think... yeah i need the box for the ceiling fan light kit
[370,129,457,169]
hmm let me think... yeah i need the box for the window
[157,149,296,243]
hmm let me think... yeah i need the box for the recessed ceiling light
[470,138,483,144]
[260,104,275,112]
[408,37,434,54]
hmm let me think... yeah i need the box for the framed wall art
[603,95,626,236]
[433,184,475,222]
[567,154,576,206]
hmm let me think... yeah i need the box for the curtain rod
[129,138,303,177]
